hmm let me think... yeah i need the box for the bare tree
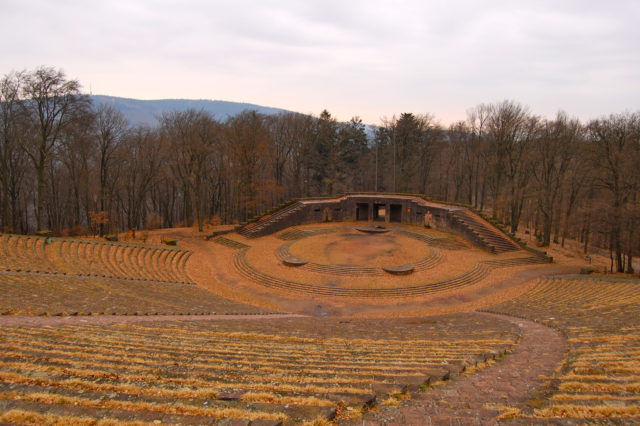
[531,112,581,246]
[225,110,269,220]
[57,109,96,232]
[95,104,129,235]
[485,100,535,232]
[161,109,220,232]
[117,126,163,235]
[20,66,91,231]
[587,112,640,272]
[265,113,297,200]
[466,104,491,209]
[0,71,29,232]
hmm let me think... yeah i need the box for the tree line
[1,66,639,272]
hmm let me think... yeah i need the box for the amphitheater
[1,194,639,425]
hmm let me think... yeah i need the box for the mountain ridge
[91,95,293,126]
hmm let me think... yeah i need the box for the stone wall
[238,194,519,255]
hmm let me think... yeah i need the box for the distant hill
[91,95,292,126]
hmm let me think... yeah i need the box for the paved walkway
[355,312,566,425]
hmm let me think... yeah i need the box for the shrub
[61,225,85,237]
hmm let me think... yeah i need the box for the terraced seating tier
[0,314,520,423]
[396,229,469,250]
[0,272,270,316]
[274,240,443,276]
[449,210,520,254]
[277,227,337,241]
[212,236,250,249]
[485,276,640,420]
[0,234,194,285]
[0,235,55,273]
[238,202,305,238]
[235,248,547,298]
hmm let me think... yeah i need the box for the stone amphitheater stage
[199,223,554,316]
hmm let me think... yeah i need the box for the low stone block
[282,256,308,267]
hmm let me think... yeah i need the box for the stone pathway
[354,312,566,425]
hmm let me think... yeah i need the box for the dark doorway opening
[356,203,369,221]
[374,204,386,221]
[390,204,402,222]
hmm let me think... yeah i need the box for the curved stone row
[398,248,444,272]
[0,233,194,285]
[396,229,469,250]
[0,234,56,273]
[277,227,339,241]
[274,240,444,276]
[0,317,518,424]
[211,236,250,250]
[235,248,548,298]
[275,241,381,276]
[54,238,193,284]
[484,277,640,421]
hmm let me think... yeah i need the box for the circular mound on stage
[355,225,391,234]
[288,228,424,268]
[382,265,415,275]
[282,256,308,267]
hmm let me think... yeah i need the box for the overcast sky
[2,0,639,124]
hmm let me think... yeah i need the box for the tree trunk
[36,158,46,231]
[541,211,552,246]
[582,214,591,255]
[1,172,8,232]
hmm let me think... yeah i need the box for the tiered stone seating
[238,202,305,238]
[396,229,468,250]
[274,241,444,276]
[235,248,545,298]
[1,234,194,285]
[448,209,520,253]
[0,315,519,423]
[277,227,336,240]
[0,273,268,316]
[211,236,250,249]
[486,276,640,420]
[0,234,55,273]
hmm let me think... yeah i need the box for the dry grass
[0,315,518,423]
[536,404,640,418]
[488,275,640,420]
[240,391,335,407]
[302,417,337,426]
[0,410,151,426]
[0,391,288,421]
[380,396,401,406]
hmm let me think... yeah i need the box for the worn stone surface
[352,312,566,425]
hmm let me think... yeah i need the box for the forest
[1,66,639,273]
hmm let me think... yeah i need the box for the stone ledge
[355,225,391,234]
[382,265,414,275]
[282,256,309,267]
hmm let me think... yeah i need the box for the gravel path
[354,312,566,425]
